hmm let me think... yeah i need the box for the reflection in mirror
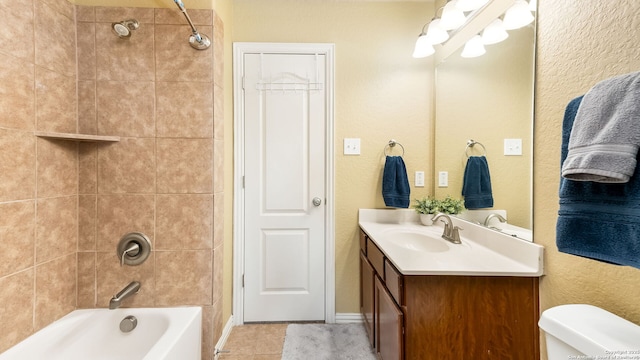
[433,16,535,239]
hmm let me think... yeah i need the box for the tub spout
[109,281,140,310]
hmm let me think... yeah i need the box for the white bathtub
[0,307,202,360]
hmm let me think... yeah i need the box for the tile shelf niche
[35,131,120,143]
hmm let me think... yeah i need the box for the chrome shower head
[111,19,140,39]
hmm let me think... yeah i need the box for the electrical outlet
[438,171,448,187]
[415,171,425,187]
[343,138,361,155]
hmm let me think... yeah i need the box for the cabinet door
[375,275,403,360]
[360,251,375,347]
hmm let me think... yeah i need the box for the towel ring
[465,139,487,158]
[384,139,405,156]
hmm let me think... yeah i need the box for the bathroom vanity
[359,209,544,360]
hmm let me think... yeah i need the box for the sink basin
[382,230,450,253]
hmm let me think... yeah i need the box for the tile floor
[217,323,289,360]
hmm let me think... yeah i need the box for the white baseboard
[334,312,364,324]
[213,315,234,360]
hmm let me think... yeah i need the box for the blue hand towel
[462,156,493,209]
[557,95,640,269]
[382,156,410,208]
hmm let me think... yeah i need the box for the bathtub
[0,307,202,360]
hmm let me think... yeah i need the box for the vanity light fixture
[503,0,535,30]
[456,0,489,12]
[425,19,449,45]
[481,18,509,45]
[528,0,537,12]
[439,0,466,30]
[460,35,486,58]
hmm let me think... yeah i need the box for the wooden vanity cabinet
[359,230,540,360]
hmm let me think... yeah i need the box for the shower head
[173,0,211,50]
[111,19,140,39]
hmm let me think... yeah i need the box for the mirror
[433,15,535,237]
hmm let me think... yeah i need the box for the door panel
[243,53,326,322]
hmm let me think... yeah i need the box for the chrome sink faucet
[432,213,462,244]
[109,281,140,310]
[484,213,507,227]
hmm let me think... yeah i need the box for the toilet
[539,304,640,359]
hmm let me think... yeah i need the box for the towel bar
[465,139,487,157]
[384,139,405,156]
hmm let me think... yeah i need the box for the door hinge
[242,274,245,287]
[242,76,245,90]
[242,175,245,189]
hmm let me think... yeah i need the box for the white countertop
[358,209,544,277]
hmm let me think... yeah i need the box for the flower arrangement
[413,197,440,215]
[438,195,465,215]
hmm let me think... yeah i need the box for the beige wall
[233,0,434,313]
[536,0,640,357]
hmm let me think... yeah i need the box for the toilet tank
[539,304,640,359]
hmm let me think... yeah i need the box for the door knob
[312,197,322,206]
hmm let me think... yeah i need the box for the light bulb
[503,0,535,30]
[439,1,467,30]
[425,19,449,45]
[481,19,509,45]
[528,0,537,12]
[412,34,435,58]
[460,35,485,58]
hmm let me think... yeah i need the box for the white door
[242,52,327,322]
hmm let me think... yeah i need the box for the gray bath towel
[561,71,640,183]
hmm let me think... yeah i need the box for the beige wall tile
[78,81,97,134]
[35,67,77,133]
[155,250,212,306]
[79,142,98,194]
[156,81,213,138]
[0,0,34,61]
[0,129,36,202]
[95,22,154,81]
[157,138,213,193]
[96,194,155,252]
[213,193,224,248]
[213,13,224,87]
[77,252,96,308]
[97,138,155,194]
[0,53,35,131]
[40,0,74,20]
[35,1,75,77]
[155,8,212,25]
[35,254,77,330]
[78,195,97,251]
[156,194,213,250]
[213,246,223,303]
[0,201,35,278]
[212,298,224,351]
[94,7,154,23]
[201,305,214,360]
[36,138,78,198]
[77,23,96,81]
[213,84,224,140]
[36,196,77,264]
[213,139,224,193]
[76,5,95,22]
[96,251,155,308]
[96,81,155,137]
[0,270,34,353]
[155,24,213,82]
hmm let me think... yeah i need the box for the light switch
[504,138,523,156]
[343,138,361,155]
[438,171,448,187]
[415,171,425,187]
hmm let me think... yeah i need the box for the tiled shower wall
[0,1,225,358]
[0,0,79,352]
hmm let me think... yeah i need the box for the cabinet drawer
[384,259,404,306]
[360,231,367,254]
[367,239,385,277]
